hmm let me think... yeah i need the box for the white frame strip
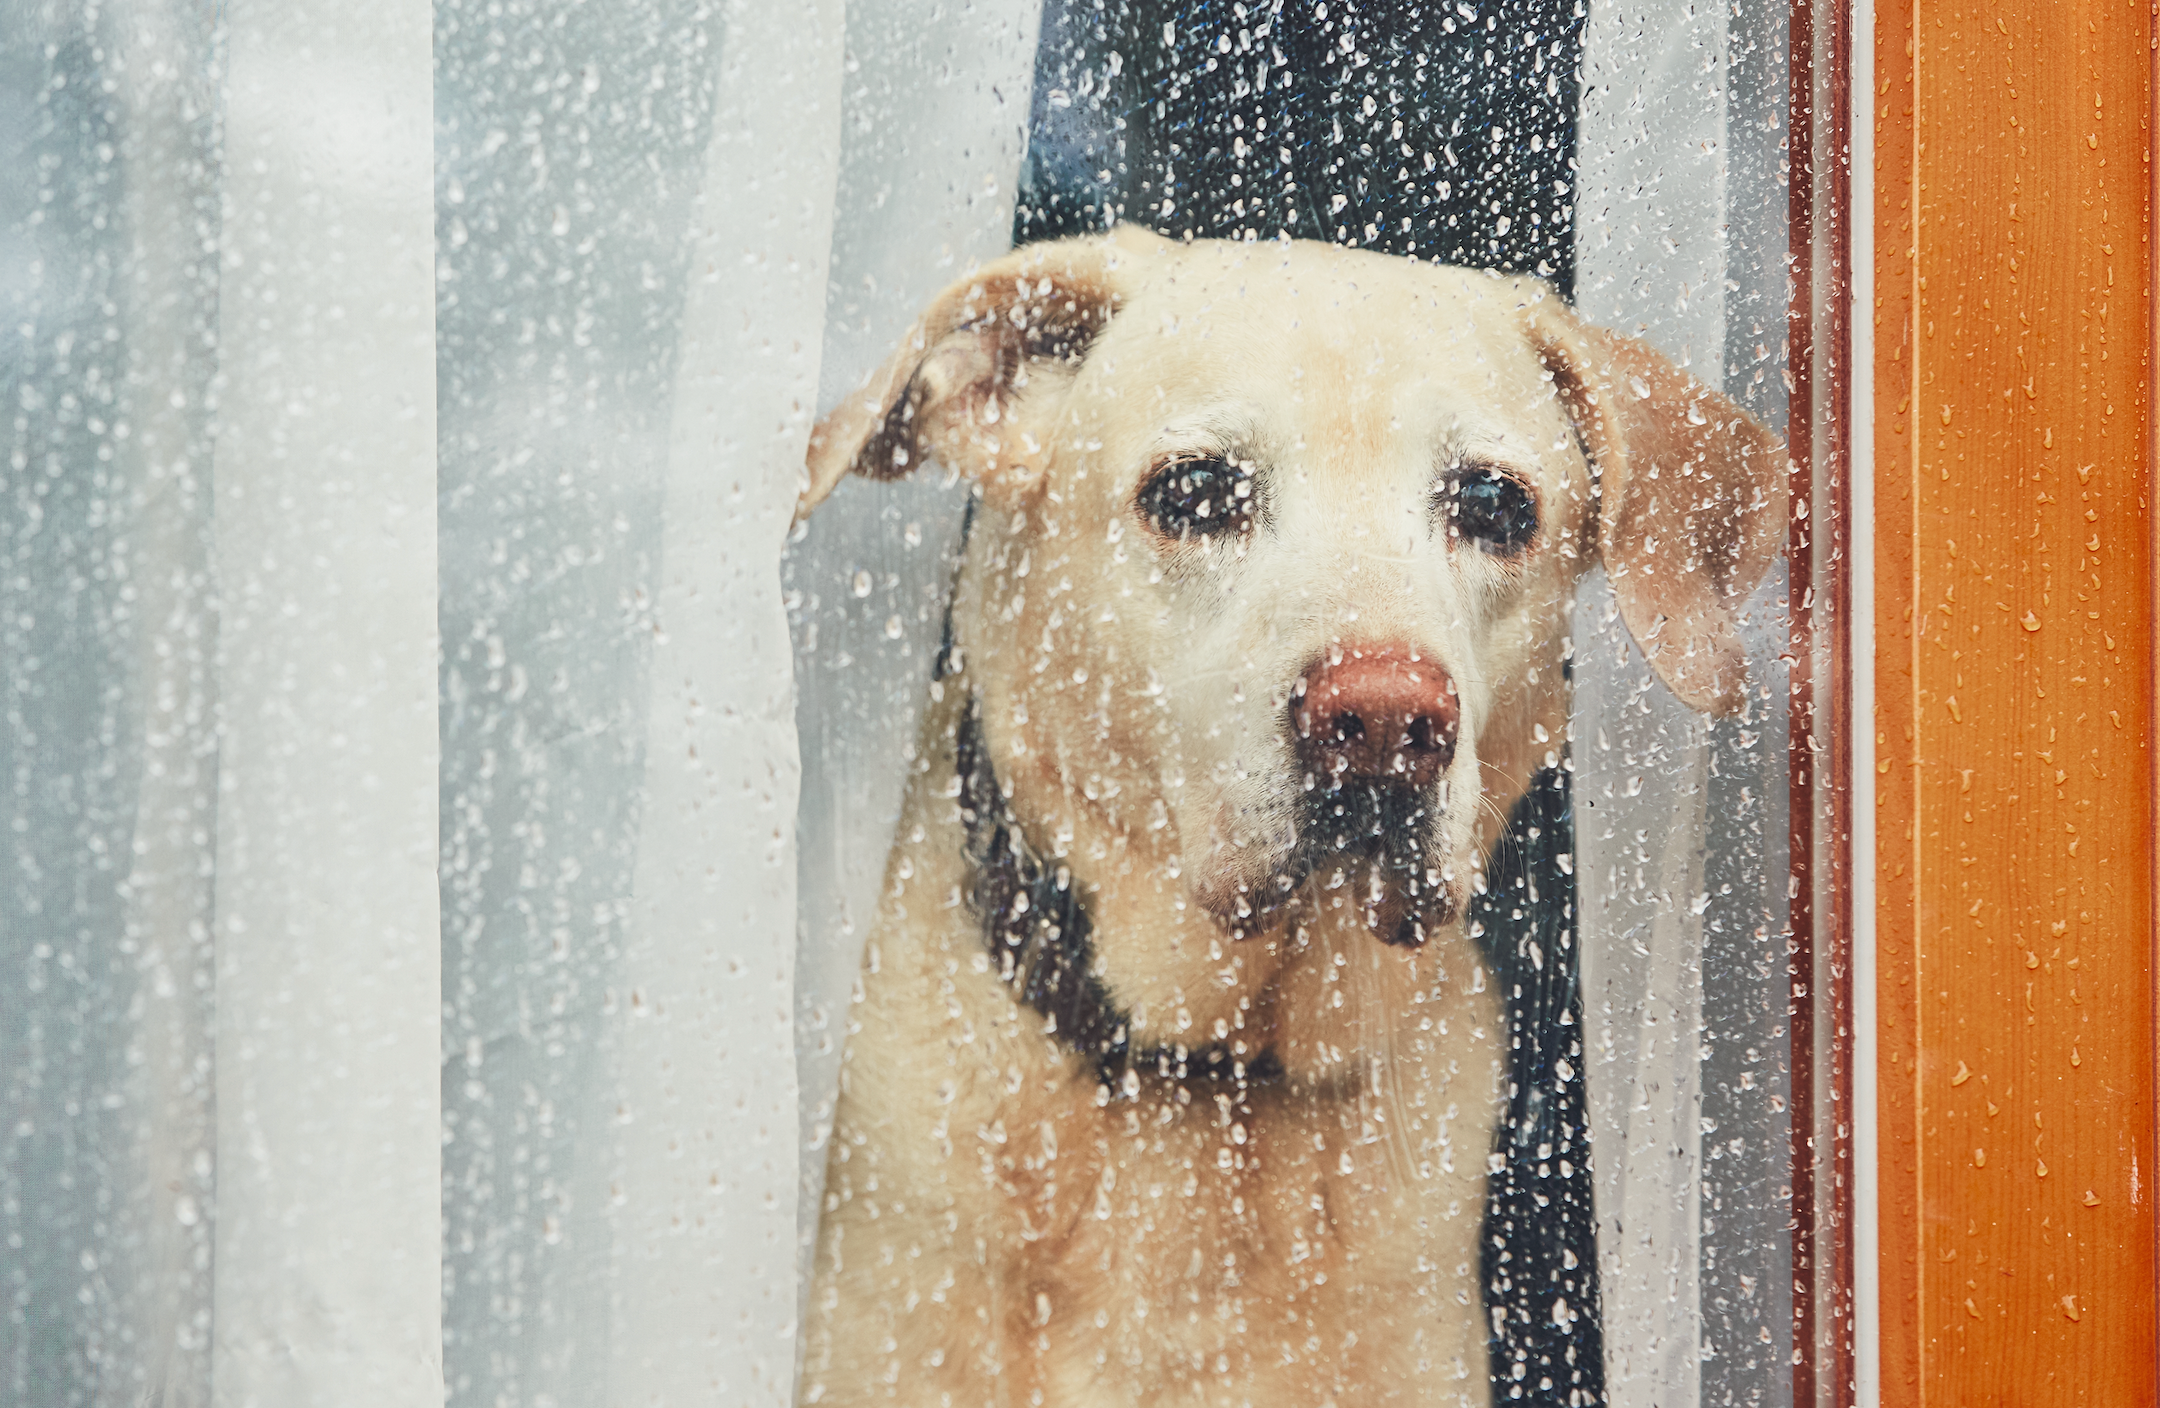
[1848,0,1881,1395]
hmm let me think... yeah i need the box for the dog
[792,226,1784,1408]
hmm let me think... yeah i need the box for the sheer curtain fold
[426,0,849,1396]
[3,0,441,1402]
[209,2,443,1402]
[788,0,1046,1278]
[607,1,844,1400]
[112,5,223,1403]
[1574,5,1729,1395]
[3,5,224,1403]
[1575,3,1794,1405]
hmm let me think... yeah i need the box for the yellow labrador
[793,227,1783,1407]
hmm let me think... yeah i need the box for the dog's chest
[979,1084,1491,1407]
[823,721,1505,1405]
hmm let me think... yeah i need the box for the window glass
[1,3,1836,1404]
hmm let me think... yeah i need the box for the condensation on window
[2,2,1819,1406]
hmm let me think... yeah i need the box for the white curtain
[4,0,831,1400]
[1573,2,1724,1398]
[1576,3,1795,1404]
[2,0,444,1401]
[210,2,442,1402]
[787,0,1047,1292]
[607,0,844,1400]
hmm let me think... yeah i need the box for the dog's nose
[1292,645,1459,788]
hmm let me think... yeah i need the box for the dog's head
[802,229,1784,1054]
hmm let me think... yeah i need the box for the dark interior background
[1016,0,1583,288]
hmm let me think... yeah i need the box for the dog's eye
[1138,456,1255,540]
[1446,468,1538,555]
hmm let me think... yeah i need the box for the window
[3,2,1873,1404]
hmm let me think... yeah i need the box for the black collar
[952,698,1281,1091]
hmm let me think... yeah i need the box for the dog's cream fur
[794,229,1784,1408]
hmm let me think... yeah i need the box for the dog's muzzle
[1279,642,1461,946]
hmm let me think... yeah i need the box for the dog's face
[803,229,1784,1058]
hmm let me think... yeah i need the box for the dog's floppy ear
[798,228,1162,519]
[1531,304,1789,716]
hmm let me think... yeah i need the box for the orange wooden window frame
[1872,0,2159,1400]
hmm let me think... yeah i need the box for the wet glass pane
[1,2,1838,1404]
